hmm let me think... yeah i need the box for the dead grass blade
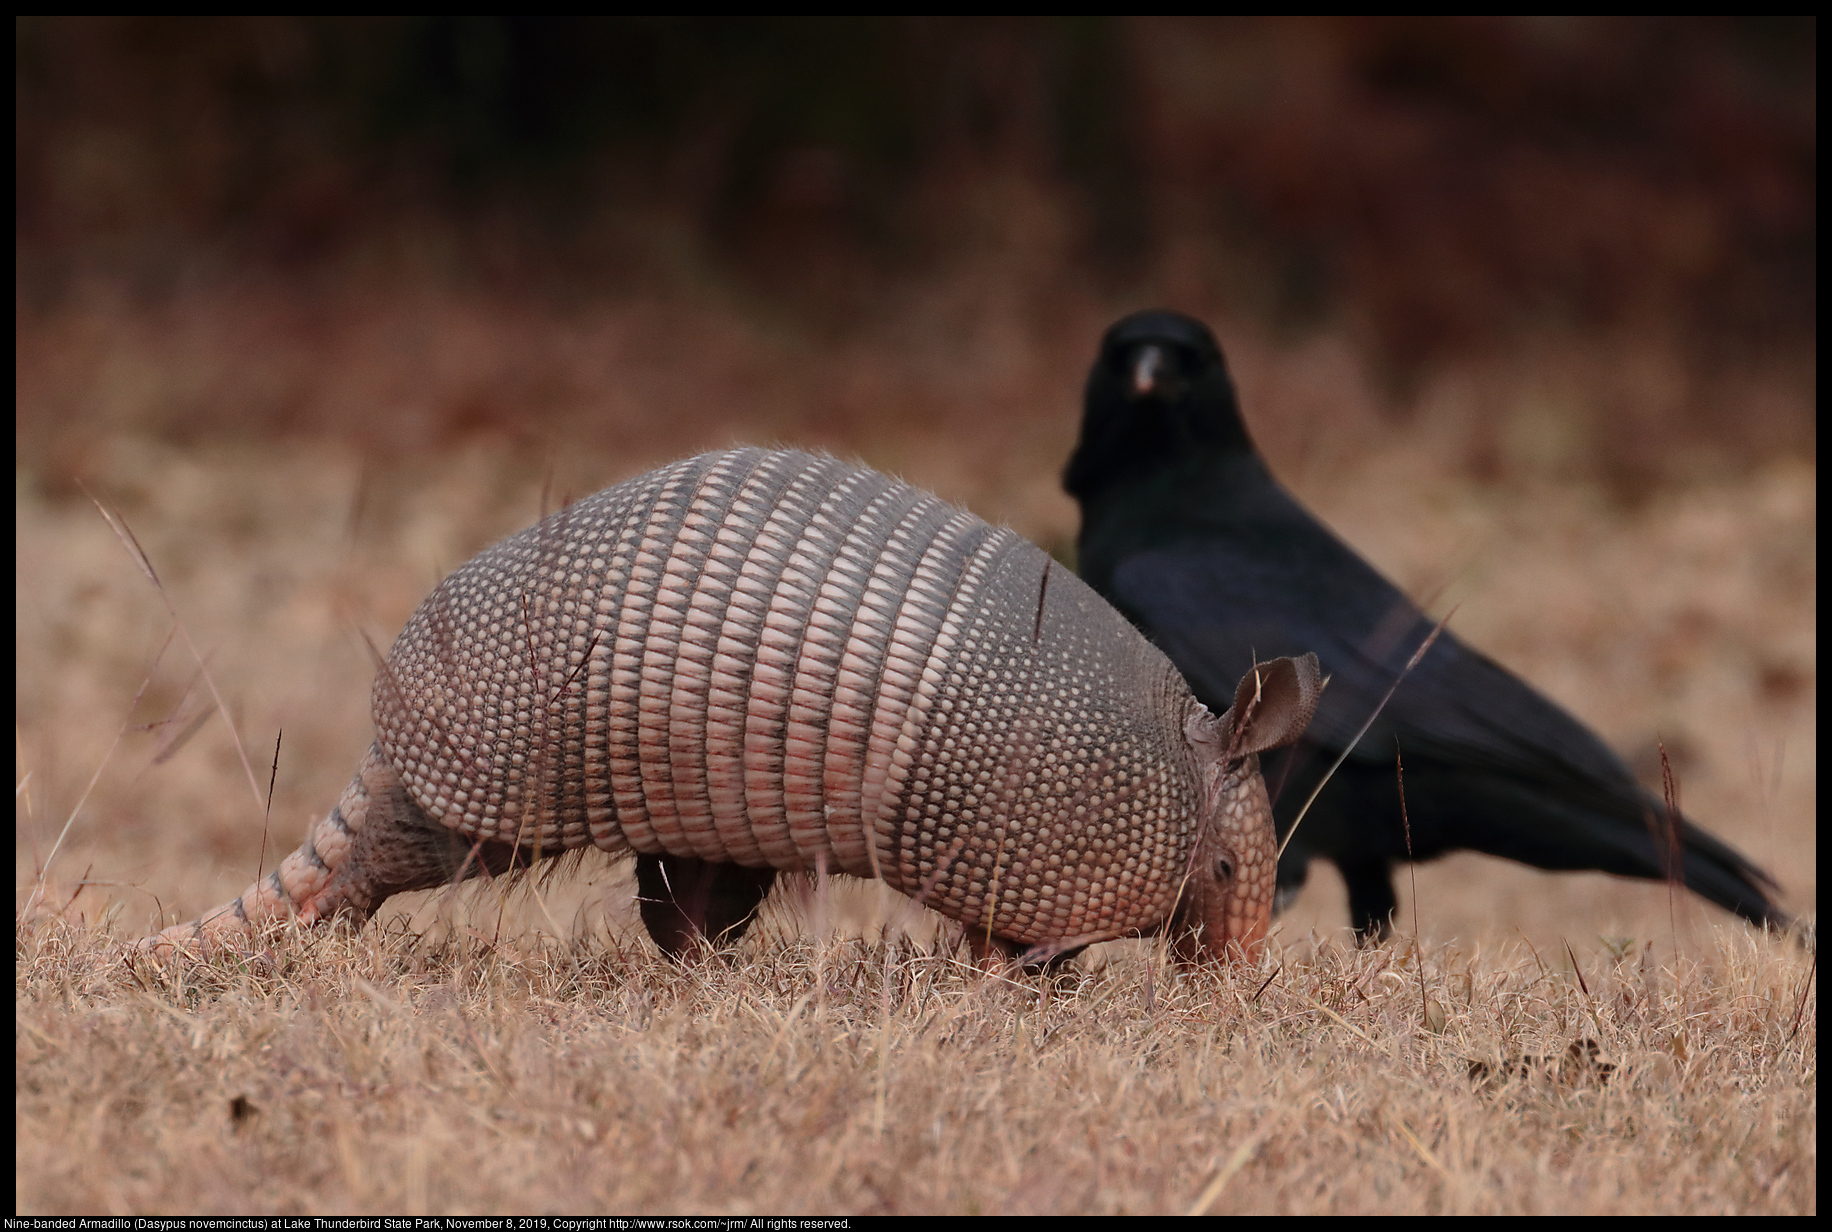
[83,485,269,821]
[1656,739,1684,952]
[1305,997,1378,1047]
[256,729,282,885]
[1278,608,1456,861]
[1394,1118,1451,1181]
[1786,952,1815,1045]
[20,627,175,925]
[1186,1112,1282,1215]
[1397,744,1429,1027]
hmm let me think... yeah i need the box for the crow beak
[1131,345,1165,397]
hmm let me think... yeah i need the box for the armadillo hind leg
[141,742,526,956]
[633,853,778,959]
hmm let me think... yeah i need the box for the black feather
[1066,310,1787,940]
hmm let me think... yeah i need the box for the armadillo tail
[140,742,522,956]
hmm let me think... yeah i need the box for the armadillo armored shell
[376,447,1207,948]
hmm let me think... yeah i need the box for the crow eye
[1213,856,1235,883]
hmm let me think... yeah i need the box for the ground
[15,291,1816,1213]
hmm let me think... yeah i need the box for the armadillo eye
[1213,856,1235,883]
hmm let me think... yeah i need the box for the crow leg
[1341,860,1398,944]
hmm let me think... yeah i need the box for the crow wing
[1107,536,1640,806]
[1105,532,1781,914]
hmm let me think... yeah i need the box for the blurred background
[16,17,1815,948]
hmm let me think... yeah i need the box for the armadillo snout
[1176,653,1325,966]
[1171,761,1278,965]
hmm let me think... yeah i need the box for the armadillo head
[1171,654,1324,967]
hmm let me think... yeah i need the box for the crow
[1065,309,1788,940]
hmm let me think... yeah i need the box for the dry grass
[16,911,1815,1214]
[15,283,1816,1214]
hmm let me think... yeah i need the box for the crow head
[1064,310,1253,503]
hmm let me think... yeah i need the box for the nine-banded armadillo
[145,448,1322,966]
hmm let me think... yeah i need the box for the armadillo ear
[1222,653,1325,757]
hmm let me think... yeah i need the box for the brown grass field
[16,286,1816,1214]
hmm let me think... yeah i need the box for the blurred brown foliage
[15,18,1816,984]
[15,16,1817,469]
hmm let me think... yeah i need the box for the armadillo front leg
[142,742,523,955]
[634,853,778,958]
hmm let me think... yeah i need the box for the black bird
[1065,309,1788,940]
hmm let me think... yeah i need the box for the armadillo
[144,448,1322,965]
